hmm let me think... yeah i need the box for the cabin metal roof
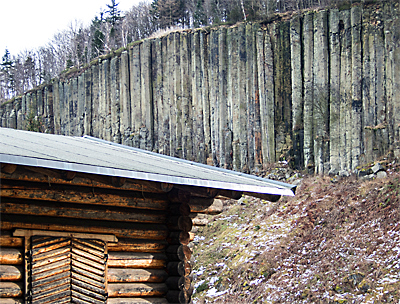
[0,128,295,197]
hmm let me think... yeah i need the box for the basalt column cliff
[1,2,400,174]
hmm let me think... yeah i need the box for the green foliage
[195,281,209,293]
[26,110,44,132]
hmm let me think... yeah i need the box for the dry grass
[192,163,400,303]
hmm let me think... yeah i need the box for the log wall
[0,165,214,303]
[2,2,400,174]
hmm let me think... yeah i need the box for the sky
[0,0,146,57]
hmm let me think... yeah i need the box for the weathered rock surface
[2,2,400,174]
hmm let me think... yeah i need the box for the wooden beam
[108,252,167,269]
[2,200,166,224]
[217,189,243,199]
[0,249,23,265]
[107,283,168,298]
[13,229,117,243]
[1,183,169,211]
[107,269,168,283]
[1,166,172,194]
[107,239,167,253]
[0,266,23,281]
[244,192,281,202]
[0,237,23,248]
[0,282,23,297]
[175,185,219,198]
[1,217,168,241]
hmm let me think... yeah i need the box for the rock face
[1,2,400,174]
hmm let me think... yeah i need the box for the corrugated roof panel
[0,128,296,196]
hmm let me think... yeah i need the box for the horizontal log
[14,229,117,243]
[168,232,190,245]
[175,185,219,198]
[1,183,168,211]
[166,261,192,277]
[0,249,23,265]
[0,237,23,248]
[217,189,243,199]
[1,217,168,241]
[107,269,168,283]
[1,200,166,224]
[107,239,167,252]
[1,165,173,194]
[0,266,23,281]
[166,245,192,261]
[188,199,223,214]
[108,252,167,269]
[0,282,23,298]
[244,192,281,202]
[107,298,169,304]
[0,299,24,304]
[165,276,192,291]
[107,283,168,297]
[190,214,209,226]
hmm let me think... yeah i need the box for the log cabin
[0,127,295,304]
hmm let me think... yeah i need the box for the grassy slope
[191,165,400,303]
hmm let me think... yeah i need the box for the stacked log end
[0,234,24,303]
[165,189,195,304]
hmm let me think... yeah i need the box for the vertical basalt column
[71,77,79,136]
[91,63,100,138]
[110,56,121,143]
[246,23,256,171]
[374,7,388,158]
[192,30,206,164]
[77,73,85,136]
[53,80,61,135]
[329,9,341,174]
[313,10,329,174]
[166,34,176,157]
[120,51,131,145]
[84,69,92,136]
[200,31,211,165]
[173,33,182,157]
[238,23,249,172]
[362,6,375,163]
[228,26,240,171]
[161,36,171,156]
[140,39,154,151]
[152,38,163,153]
[303,12,314,171]
[180,31,193,161]
[340,10,352,171]
[219,28,229,169]
[351,6,363,170]
[290,14,304,169]
[209,28,220,166]
[391,4,400,159]
[130,44,141,147]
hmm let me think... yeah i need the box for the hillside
[191,162,400,303]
